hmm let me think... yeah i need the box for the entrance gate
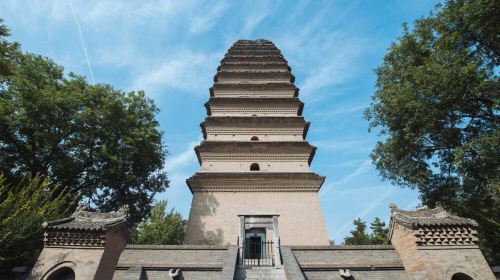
[239,237,275,266]
[237,215,282,267]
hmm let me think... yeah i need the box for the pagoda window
[250,163,260,171]
[251,136,259,141]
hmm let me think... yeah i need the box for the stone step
[235,267,286,280]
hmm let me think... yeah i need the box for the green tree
[370,217,390,245]
[343,217,390,245]
[365,0,499,262]
[0,174,73,276]
[132,200,186,245]
[343,218,371,245]
[0,36,168,226]
[0,18,19,77]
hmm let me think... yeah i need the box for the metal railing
[238,237,275,266]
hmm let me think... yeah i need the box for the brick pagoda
[184,39,329,248]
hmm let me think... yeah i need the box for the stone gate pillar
[272,215,282,266]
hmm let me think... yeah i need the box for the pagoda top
[235,39,274,44]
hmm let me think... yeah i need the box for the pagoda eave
[228,49,282,55]
[194,141,317,165]
[211,82,297,91]
[221,55,287,64]
[217,62,291,72]
[186,172,325,193]
[200,116,310,140]
[214,71,295,83]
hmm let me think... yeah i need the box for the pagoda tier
[218,62,290,72]
[221,55,286,63]
[228,49,282,55]
[187,172,325,193]
[214,70,295,83]
[205,97,303,116]
[201,116,310,141]
[210,83,297,98]
[194,141,316,172]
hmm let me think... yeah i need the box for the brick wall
[390,223,496,280]
[184,192,330,246]
[391,224,425,275]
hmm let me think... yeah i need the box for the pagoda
[184,39,330,250]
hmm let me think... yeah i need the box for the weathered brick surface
[184,192,330,246]
[30,224,128,280]
[112,268,142,280]
[116,245,227,268]
[281,247,305,280]
[303,270,409,280]
[143,270,220,280]
[417,247,495,280]
[291,245,404,268]
[289,246,409,280]
[112,245,231,280]
[29,247,104,280]
[390,222,496,280]
[391,224,425,273]
[221,246,238,280]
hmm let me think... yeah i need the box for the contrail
[332,187,397,241]
[68,0,95,84]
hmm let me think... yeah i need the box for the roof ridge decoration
[388,204,479,247]
[42,204,129,247]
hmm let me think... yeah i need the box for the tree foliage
[365,0,499,262]
[0,18,19,77]
[343,217,390,245]
[0,174,73,276]
[0,22,168,225]
[132,200,186,245]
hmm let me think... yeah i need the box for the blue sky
[1,0,440,243]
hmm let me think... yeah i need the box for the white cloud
[189,2,229,34]
[299,41,364,97]
[81,0,184,25]
[165,139,200,173]
[130,50,222,96]
[239,2,276,37]
[0,1,69,31]
[311,103,367,120]
[154,138,201,216]
[313,138,373,153]
[242,13,269,37]
[275,1,370,103]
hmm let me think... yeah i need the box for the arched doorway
[47,267,75,280]
[451,273,474,280]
